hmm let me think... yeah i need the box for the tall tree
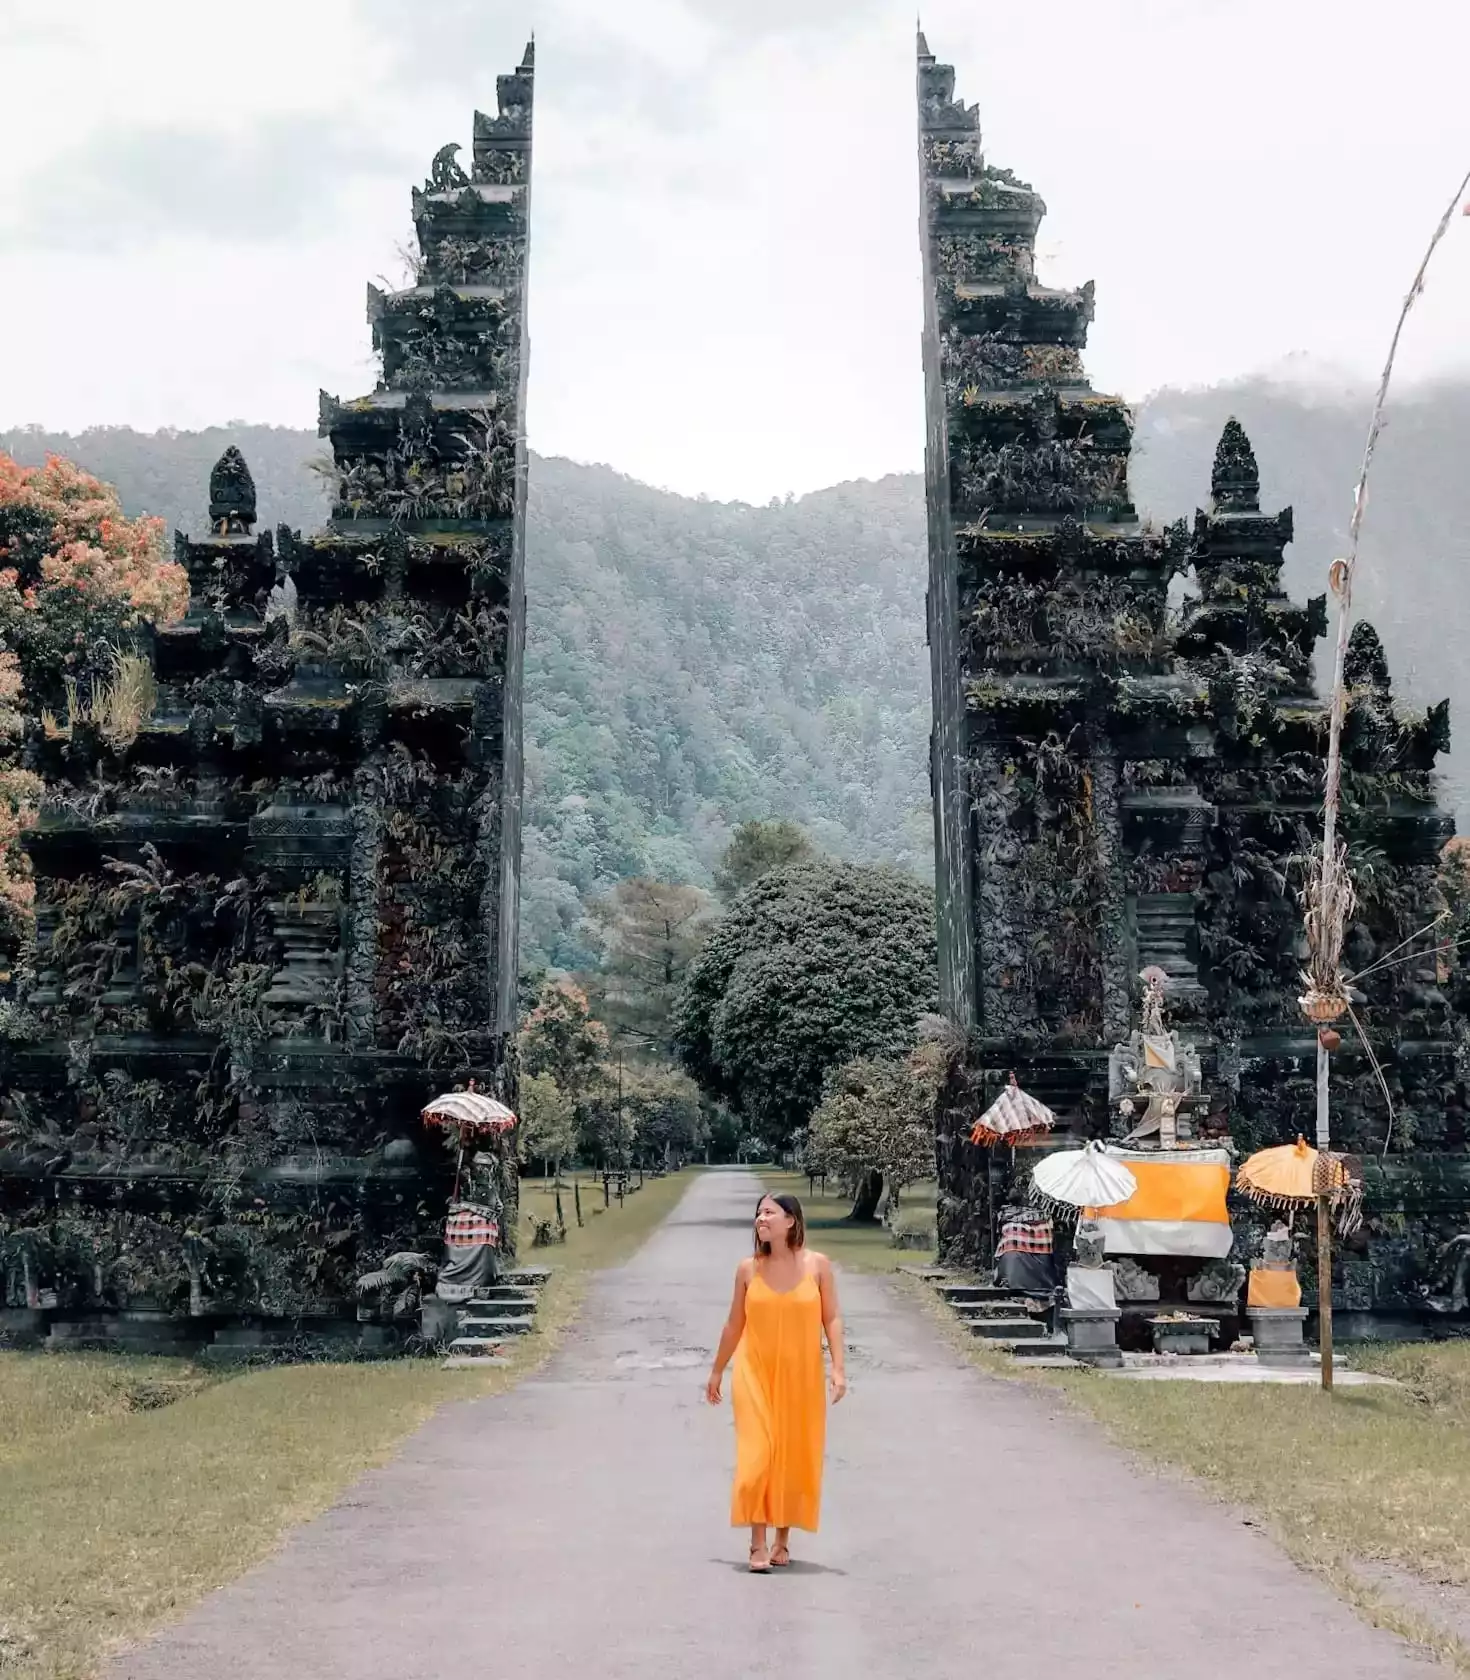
[516,1071,576,1177]
[585,878,716,1053]
[714,819,812,899]
[621,1064,706,1167]
[674,859,938,1150]
[517,978,609,1101]
[807,1052,940,1222]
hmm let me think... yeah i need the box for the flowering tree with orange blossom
[0,452,189,937]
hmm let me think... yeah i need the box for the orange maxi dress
[730,1270,827,1532]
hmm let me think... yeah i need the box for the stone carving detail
[426,142,470,192]
[1209,416,1260,513]
[1187,1259,1246,1303]
[1111,1258,1161,1302]
[208,445,257,533]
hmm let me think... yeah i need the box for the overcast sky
[2,0,1467,503]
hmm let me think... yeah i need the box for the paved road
[112,1171,1431,1679]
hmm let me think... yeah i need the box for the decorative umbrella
[970,1073,1056,1147]
[1030,1141,1138,1222]
[422,1083,517,1202]
[421,1086,517,1137]
[1236,1135,1363,1235]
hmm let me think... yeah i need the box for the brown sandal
[770,1544,791,1568]
[749,1545,772,1574]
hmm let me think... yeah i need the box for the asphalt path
[110,1170,1432,1679]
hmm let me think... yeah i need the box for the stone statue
[1073,1217,1107,1269]
[1108,966,1206,1148]
[427,142,471,192]
[1187,1257,1246,1303]
[1424,1233,1470,1314]
[1111,1257,1160,1302]
[1261,1220,1295,1267]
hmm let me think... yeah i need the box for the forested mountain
[6,374,1467,972]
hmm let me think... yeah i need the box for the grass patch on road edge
[0,1169,696,1680]
[903,1273,1470,1671]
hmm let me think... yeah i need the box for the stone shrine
[917,31,1465,1328]
[0,44,536,1351]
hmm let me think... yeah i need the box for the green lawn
[0,1167,696,1680]
[757,1170,938,1272]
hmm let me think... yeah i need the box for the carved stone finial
[427,143,470,194]
[1211,417,1260,513]
[208,446,256,534]
[1344,619,1391,693]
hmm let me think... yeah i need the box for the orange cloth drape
[1094,1155,1230,1225]
[731,1273,827,1532]
[1247,1268,1302,1309]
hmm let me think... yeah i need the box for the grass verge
[0,1167,696,1680]
[756,1170,937,1273]
[911,1269,1470,1671]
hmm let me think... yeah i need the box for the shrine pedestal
[1250,1306,1311,1368]
[1061,1305,1123,1368]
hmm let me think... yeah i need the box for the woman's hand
[705,1369,723,1405]
[829,1369,848,1405]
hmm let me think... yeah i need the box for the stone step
[970,1316,1052,1341]
[456,1313,535,1336]
[937,1284,1017,1303]
[951,1298,1044,1319]
[991,1334,1071,1359]
[1018,1353,1082,1369]
[502,1267,550,1288]
[464,1294,536,1316]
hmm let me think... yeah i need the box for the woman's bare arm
[705,1258,753,1402]
[814,1253,847,1402]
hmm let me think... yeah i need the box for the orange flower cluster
[0,452,188,628]
[0,453,189,931]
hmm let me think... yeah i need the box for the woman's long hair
[753,1193,806,1256]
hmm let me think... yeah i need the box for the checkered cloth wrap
[997,1216,1054,1257]
[444,1203,500,1248]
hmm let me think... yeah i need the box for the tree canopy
[806,1050,941,1218]
[674,859,938,1147]
[714,819,812,899]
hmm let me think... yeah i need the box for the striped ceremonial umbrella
[970,1073,1056,1147]
[421,1087,517,1136]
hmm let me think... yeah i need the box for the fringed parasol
[1236,1135,1363,1236]
[421,1087,517,1137]
[1030,1141,1138,1223]
[970,1073,1055,1147]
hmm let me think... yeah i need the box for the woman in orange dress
[704,1193,846,1572]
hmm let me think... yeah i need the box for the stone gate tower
[917,32,1465,1321]
[0,44,535,1349]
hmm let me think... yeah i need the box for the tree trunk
[848,1169,884,1224]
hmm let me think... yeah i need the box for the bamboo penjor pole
[1308,164,1470,1393]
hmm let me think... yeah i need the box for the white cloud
[2,0,1468,501]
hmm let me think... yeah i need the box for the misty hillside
[6,375,1467,971]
